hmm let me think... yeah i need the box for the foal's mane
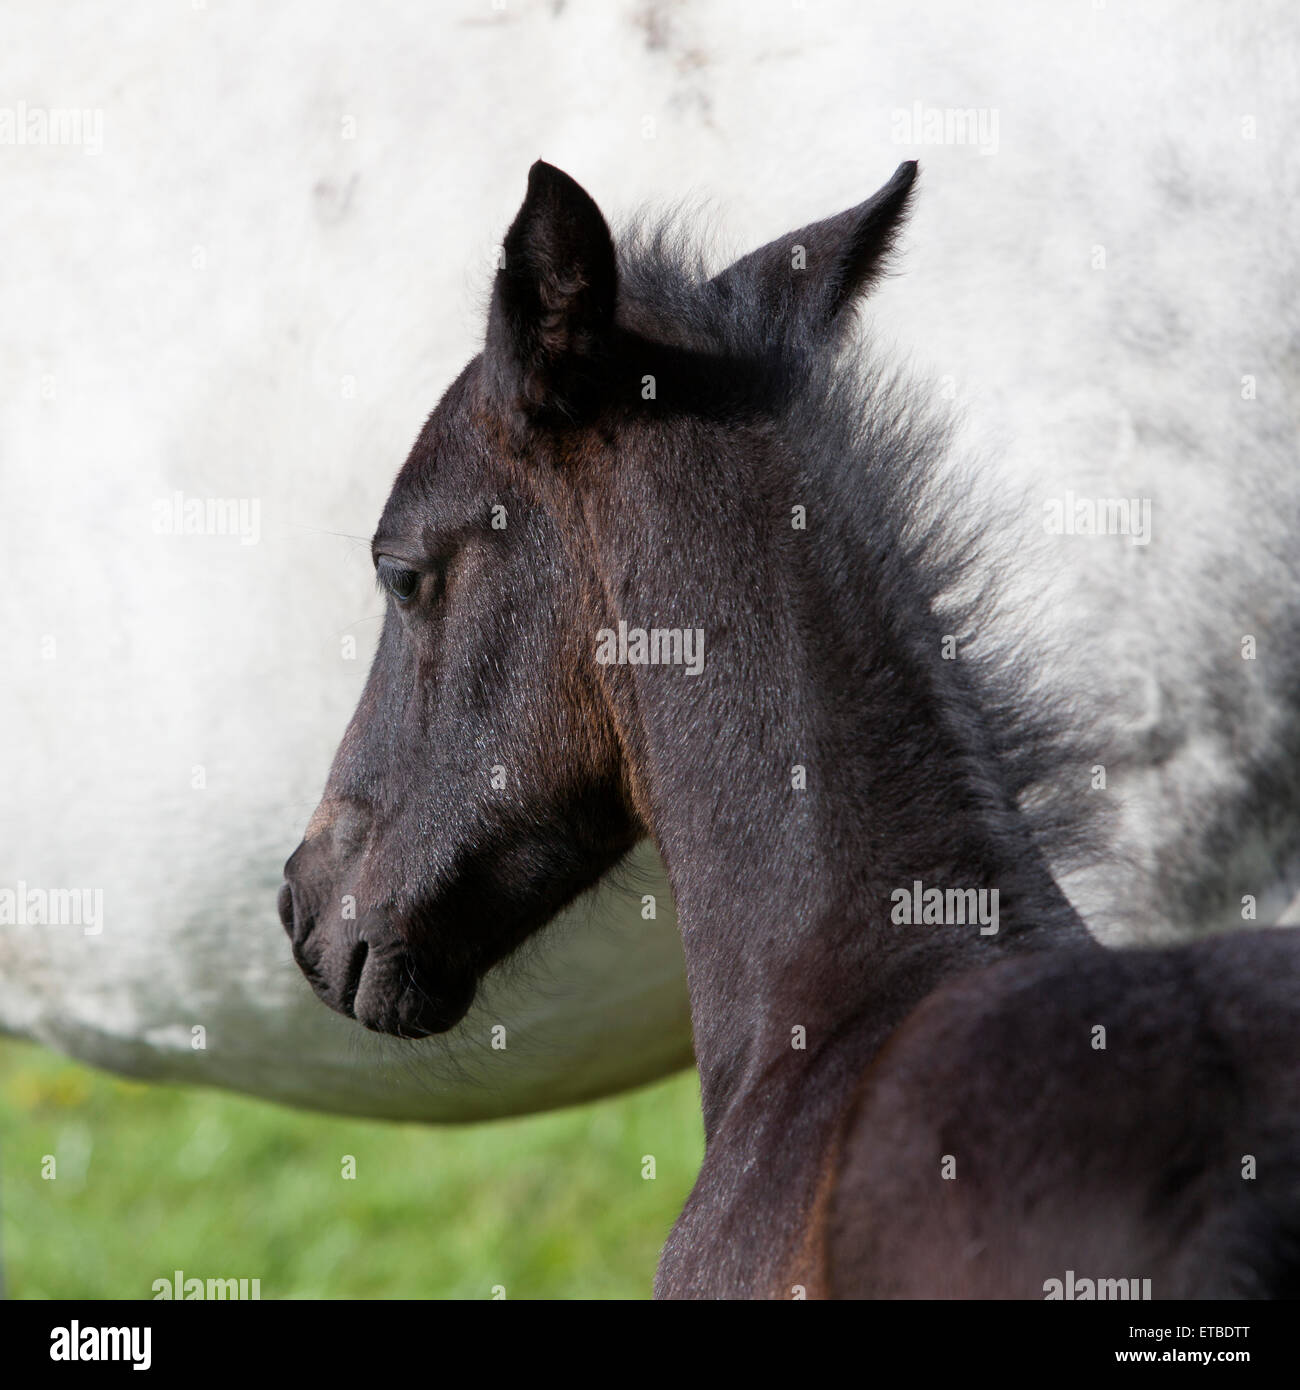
[613,209,1116,897]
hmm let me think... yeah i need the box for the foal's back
[827,930,1300,1298]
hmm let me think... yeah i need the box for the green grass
[0,1038,703,1300]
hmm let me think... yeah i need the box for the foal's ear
[711,161,918,336]
[485,161,618,421]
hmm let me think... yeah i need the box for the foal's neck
[592,412,1087,1134]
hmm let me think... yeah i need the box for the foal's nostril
[340,938,370,1018]
[277,881,295,934]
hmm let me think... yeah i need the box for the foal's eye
[377,558,420,603]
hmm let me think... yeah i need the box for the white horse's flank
[2,0,1298,1120]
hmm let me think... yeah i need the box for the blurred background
[0,1039,701,1298]
[3,0,1298,1299]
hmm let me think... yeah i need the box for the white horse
[2,0,1297,1120]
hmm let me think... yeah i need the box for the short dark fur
[282,161,1300,1298]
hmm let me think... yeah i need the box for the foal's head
[280,159,918,1036]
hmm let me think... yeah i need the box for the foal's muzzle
[279,848,473,1039]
